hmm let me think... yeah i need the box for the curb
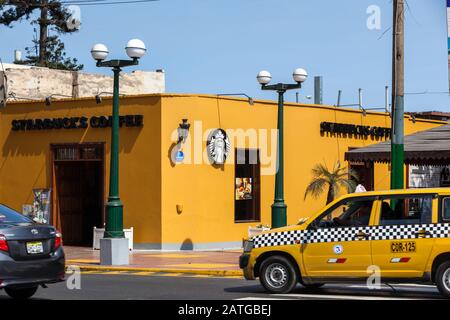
[66,264,243,277]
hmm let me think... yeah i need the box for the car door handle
[355,232,370,240]
[415,230,432,238]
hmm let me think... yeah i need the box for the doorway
[349,161,374,191]
[52,143,104,246]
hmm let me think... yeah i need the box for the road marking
[272,293,420,300]
[77,270,241,279]
[129,271,157,276]
[141,254,204,259]
[236,297,297,300]
[164,263,237,269]
[392,283,436,288]
[348,284,437,289]
[80,271,102,274]
[100,271,129,275]
[67,259,100,264]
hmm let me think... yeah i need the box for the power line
[2,0,159,7]
[405,91,450,96]
[61,0,159,5]
[61,0,107,3]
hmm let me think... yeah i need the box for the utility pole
[390,0,405,190]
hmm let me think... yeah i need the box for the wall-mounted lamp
[95,92,126,104]
[177,119,190,143]
[217,93,254,106]
[7,92,40,102]
[362,109,367,117]
[45,94,72,106]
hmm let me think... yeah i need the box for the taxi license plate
[391,241,416,253]
[26,241,44,254]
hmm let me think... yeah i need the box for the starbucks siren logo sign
[207,129,231,164]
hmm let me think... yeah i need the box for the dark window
[313,198,375,228]
[52,143,104,161]
[379,195,433,226]
[235,149,260,222]
[442,198,450,221]
[0,204,32,224]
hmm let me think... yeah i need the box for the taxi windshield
[339,201,373,221]
[316,199,374,228]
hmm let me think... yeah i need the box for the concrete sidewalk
[64,246,243,277]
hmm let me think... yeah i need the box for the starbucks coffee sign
[11,115,144,131]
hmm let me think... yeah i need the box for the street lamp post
[257,69,308,229]
[91,39,146,265]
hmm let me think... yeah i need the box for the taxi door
[301,197,378,279]
[371,194,437,278]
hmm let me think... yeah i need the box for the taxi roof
[340,188,450,199]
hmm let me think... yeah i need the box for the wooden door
[55,162,103,246]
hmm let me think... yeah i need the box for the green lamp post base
[104,198,124,238]
[271,201,287,229]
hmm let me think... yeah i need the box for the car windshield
[0,204,32,224]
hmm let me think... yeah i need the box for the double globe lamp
[90,39,146,266]
[256,68,308,229]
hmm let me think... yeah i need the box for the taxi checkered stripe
[302,226,372,244]
[252,223,450,249]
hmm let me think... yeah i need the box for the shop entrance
[349,161,374,191]
[51,143,105,246]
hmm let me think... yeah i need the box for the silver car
[0,204,65,299]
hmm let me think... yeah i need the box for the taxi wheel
[4,286,38,299]
[436,261,450,298]
[259,256,298,294]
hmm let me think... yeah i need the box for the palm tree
[304,161,358,205]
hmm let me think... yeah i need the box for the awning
[345,124,450,165]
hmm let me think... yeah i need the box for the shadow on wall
[180,238,194,251]
[0,137,51,207]
[2,126,142,158]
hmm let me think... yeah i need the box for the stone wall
[1,63,165,101]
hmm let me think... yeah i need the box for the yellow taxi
[240,188,450,297]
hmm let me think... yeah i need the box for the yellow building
[0,94,445,250]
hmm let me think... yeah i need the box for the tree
[0,1,83,70]
[304,161,358,205]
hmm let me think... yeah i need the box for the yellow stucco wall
[0,95,162,245]
[159,94,444,248]
[0,93,445,249]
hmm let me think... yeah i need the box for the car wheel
[4,286,38,300]
[259,256,298,294]
[436,261,450,298]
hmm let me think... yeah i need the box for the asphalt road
[0,273,446,300]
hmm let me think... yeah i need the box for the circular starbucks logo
[207,129,231,165]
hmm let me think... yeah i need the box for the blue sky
[0,0,449,112]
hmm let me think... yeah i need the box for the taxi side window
[314,199,374,228]
[379,196,432,226]
[442,198,450,222]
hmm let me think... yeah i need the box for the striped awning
[345,123,450,165]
